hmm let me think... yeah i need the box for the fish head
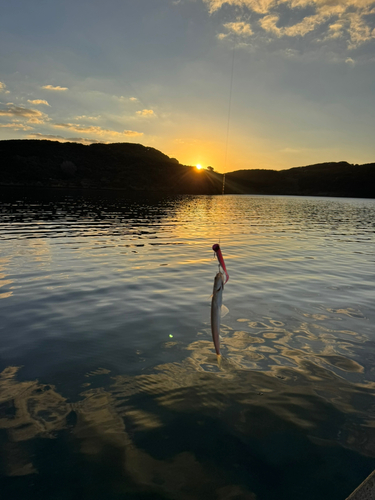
[213,272,224,293]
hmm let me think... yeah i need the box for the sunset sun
[196,164,202,170]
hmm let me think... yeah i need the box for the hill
[225,161,375,198]
[1,140,374,198]
[0,140,222,195]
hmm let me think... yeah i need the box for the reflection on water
[1,354,375,499]
[1,192,375,499]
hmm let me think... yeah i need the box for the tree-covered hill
[1,140,374,198]
[0,140,222,194]
[225,161,375,198]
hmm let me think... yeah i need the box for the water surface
[1,192,375,499]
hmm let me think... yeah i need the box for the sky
[1,0,375,172]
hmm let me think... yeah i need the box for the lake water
[1,192,375,500]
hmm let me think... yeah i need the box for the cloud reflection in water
[1,327,375,499]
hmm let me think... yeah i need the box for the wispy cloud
[28,133,100,144]
[204,0,274,15]
[116,95,139,103]
[0,122,33,131]
[136,109,155,116]
[204,0,375,50]
[0,82,6,92]
[74,115,100,120]
[53,122,143,137]
[219,21,254,39]
[123,130,144,136]
[42,85,68,91]
[27,99,50,106]
[0,104,48,124]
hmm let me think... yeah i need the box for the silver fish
[211,271,224,357]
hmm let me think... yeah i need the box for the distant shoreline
[1,140,374,199]
[1,185,375,201]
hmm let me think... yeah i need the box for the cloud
[27,99,50,106]
[0,122,33,131]
[136,109,155,116]
[0,104,48,124]
[41,85,68,91]
[123,130,144,136]
[203,0,375,49]
[53,122,143,137]
[346,11,374,49]
[28,132,142,143]
[219,21,254,39]
[260,12,325,37]
[27,133,100,144]
[204,0,275,15]
[0,82,6,92]
[115,95,139,103]
[74,115,100,120]
[325,21,345,40]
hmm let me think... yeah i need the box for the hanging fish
[211,271,225,357]
[211,244,229,360]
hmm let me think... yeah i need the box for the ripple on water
[1,194,375,498]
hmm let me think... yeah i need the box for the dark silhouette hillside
[0,140,222,195]
[225,162,375,199]
[1,140,374,198]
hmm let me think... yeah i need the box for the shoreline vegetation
[1,139,374,199]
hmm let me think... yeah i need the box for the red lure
[212,244,229,284]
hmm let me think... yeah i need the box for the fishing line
[222,40,236,192]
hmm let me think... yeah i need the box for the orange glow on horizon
[196,164,203,170]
